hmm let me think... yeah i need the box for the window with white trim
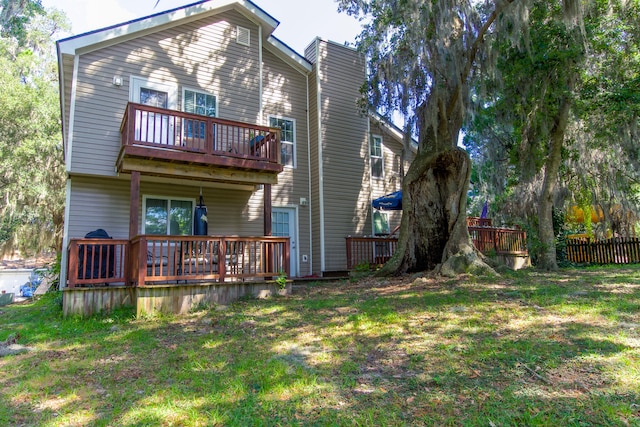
[182,88,217,141]
[143,196,194,236]
[183,88,217,117]
[269,116,296,168]
[373,210,390,235]
[370,135,384,179]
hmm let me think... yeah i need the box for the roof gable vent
[236,26,250,47]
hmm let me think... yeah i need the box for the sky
[41,0,364,54]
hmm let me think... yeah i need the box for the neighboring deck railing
[120,102,281,164]
[346,224,528,270]
[467,217,493,227]
[345,236,398,270]
[67,235,289,288]
[467,227,528,255]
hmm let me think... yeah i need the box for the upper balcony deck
[117,102,283,185]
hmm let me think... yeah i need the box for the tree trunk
[379,97,495,277]
[537,91,573,271]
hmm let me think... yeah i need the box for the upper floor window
[370,135,384,179]
[143,196,194,236]
[140,88,168,108]
[131,77,178,145]
[183,88,217,117]
[269,116,296,168]
[182,88,216,141]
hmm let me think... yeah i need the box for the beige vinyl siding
[317,41,369,272]
[138,182,262,237]
[67,176,131,240]
[141,182,263,238]
[307,46,322,274]
[368,119,407,235]
[304,40,317,64]
[369,120,405,198]
[69,10,261,176]
[68,175,263,241]
[262,49,312,276]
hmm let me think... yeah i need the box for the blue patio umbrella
[372,190,403,210]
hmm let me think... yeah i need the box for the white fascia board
[56,44,67,159]
[57,0,279,56]
[266,36,312,74]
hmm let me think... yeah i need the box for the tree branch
[447,0,519,118]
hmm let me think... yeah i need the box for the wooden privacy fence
[566,237,640,264]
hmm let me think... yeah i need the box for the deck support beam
[264,184,272,236]
[129,171,140,239]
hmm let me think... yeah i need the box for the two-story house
[57,0,407,315]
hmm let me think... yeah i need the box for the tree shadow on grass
[1,267,639,425]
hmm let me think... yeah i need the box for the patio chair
[180,240,219,276]
[147,250,169,277]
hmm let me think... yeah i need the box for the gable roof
[369,111,419,151]
[56,0,311,72]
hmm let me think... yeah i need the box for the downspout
[315,40,326,273]
[306,74,313,275]
[367,118,373,234]
[258,24,263,125]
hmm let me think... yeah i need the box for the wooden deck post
[68,240,78,288]
[129,171,140,239]
[264,184,272,236]
[263,184,274,277]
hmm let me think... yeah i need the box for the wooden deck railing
[346,226,528,270]
[120,102,281,164]
[467,217,493,227]
[345,236,399,270]
[68,235,289,288]
[468,227,528,255]
[67,239,129,288]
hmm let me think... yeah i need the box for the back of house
[57,0,409,288]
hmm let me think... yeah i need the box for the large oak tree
[339,0,533,275]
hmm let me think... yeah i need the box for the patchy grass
[0,266,639,426]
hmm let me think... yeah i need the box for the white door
[130,77,177,145]
[272,207,298,277]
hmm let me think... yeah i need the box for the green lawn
[1,266,639,426]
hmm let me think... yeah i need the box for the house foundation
[63,282,291,317]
